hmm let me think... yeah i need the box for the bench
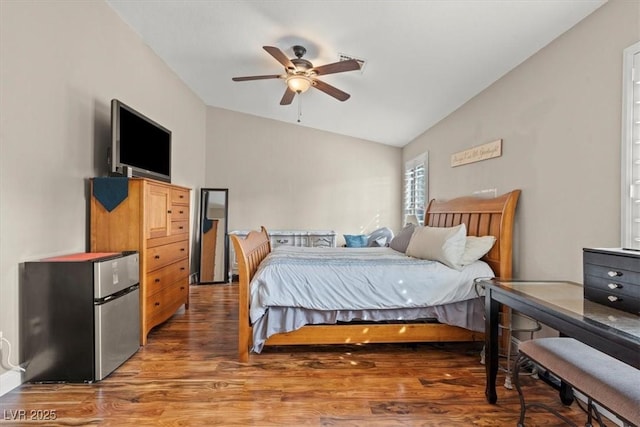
[514,337,640,427]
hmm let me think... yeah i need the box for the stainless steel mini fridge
[21,251,140,383]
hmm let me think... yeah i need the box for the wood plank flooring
[1,284,594,426]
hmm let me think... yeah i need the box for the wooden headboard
[425,189,521,279]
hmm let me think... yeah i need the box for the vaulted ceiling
[106,0,606,147]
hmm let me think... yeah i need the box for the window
[403,153,428,225]
[622,42,640,250]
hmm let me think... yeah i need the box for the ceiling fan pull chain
[297,95,303,123]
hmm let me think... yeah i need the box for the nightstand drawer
[583,251,639,275]
[583,273,640,299]
[584,286,639,315]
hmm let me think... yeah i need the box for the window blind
[622,42,640,250]
[403,153,428,225]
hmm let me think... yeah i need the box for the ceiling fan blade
[311,59,361,76]
[312,79,351,102]
[280,87,296,105]
[232,74,281,82]
[263,46,295,70]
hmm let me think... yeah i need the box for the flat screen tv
[109,99,171,183]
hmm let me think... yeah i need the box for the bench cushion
[519,337,640,424]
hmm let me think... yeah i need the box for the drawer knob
[607,295,619,302]
[155,255,160,259]
[180,286,185,290]
[607,283,620,289]
[154,302,160,306]
[179,226,184,230]
[607,271,621,277]
[168,210,172,214]
[179,210,184,214]
[155,278,160,283]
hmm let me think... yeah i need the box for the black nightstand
[583,248,639,315]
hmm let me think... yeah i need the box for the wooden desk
[482,280,640,404]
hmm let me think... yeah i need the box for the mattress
[249,246,493,352]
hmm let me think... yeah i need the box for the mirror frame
[198,188,229,284]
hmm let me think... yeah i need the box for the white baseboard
[0,369,22,397]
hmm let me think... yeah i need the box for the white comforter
[249,246,493,324]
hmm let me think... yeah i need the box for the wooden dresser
[90,177,190,344]
[583,247,639,315]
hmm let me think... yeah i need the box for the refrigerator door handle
[94,284,140,305]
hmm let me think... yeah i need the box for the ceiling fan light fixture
[286,75,312,93]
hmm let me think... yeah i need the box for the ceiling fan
[232,45,361,105]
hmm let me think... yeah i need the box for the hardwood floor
[1,284,594,426]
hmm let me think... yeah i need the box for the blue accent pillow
[344,234,369,248]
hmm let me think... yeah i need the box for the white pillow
[461,236,496,266]
[405,224,467,270]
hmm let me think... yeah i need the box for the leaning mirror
[198,188,229,283]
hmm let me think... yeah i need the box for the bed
[231,189,521,362]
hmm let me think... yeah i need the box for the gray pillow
[389,224,416,253]
[367,227,394,247]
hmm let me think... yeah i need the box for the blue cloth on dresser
[93,177,129,212]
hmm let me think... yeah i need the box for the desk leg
[485,288,499,404]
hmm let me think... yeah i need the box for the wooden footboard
[230,190,520,362]
[230,226,271,362]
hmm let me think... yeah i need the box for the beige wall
[0,0,206,381]
[404,0,640,282]
[205,107,402,242]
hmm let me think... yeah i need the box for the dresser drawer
[171,205,189,221]
[146,240,189,271]
[584,286,639,315]
[146,258,189,295]
[271,234,305,247]
[146,280,189,325]
[171,188,189,205]
[310,235,335,247]
[171,220,189,236]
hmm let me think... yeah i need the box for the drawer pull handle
[607,283,620,289]
[180,248,185,251]
[155,255,160,259]
[607,295,619,302]
[155,278,160,283]
[179,210,184,214]
[179,195,184,199]
[154,302,160,306]
[179,226,184,230]
[180,286,185,290]
[168,210,172,214]
[607,271,621,277]
[180,267,185,270]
